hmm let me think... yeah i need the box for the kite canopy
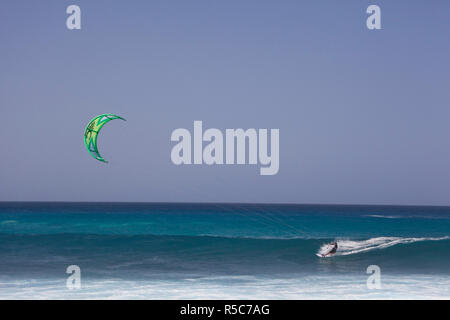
[84,114,126,163]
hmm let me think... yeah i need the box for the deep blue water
[1,202,449,299]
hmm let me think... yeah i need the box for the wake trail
[318,236,450,257]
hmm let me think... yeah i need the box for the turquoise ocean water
[0,202,449,299]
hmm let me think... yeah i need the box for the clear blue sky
[1,1,449,205]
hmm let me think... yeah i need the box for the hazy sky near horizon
[1,1,449,205]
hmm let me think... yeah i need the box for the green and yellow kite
[84,114,126,163]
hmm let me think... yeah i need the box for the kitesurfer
[324,242,338,256]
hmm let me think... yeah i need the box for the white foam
[364,215,402,219]
[1,274,449,299]
[364,214,450,220]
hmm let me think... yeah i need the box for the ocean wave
[199,233,308,240]
[1,233,450,278]
[364,215,403,219]
[0,220,18,224]
[318,236,450,257]
[364,214,450,220]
